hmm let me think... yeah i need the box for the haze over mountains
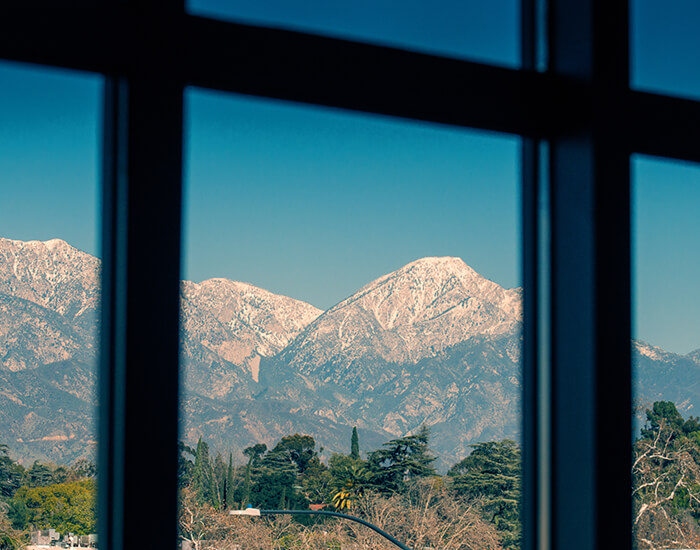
[1,237,699,467]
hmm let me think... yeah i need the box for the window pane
[632,155,700,548]
[0,61,101,542]
[188,0,520,68]
[631,0,700,101]
[179,89,523,548]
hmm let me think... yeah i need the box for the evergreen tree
[251,448,306,510]
[367,425,436,494]
[449,439,521,549]
[241,443,267,507]
[350,427,360,460]
[225,453,235,510]
[641,401,685,440]
[270,434,319,475]
[27,461,53,488]
[0,444,25,498]
[178,441,196,487]
[192,438,217,507]
[212,453,226,508]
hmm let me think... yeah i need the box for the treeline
[0,448,96,549]
[179,426,521,550]
[3,400,697,550]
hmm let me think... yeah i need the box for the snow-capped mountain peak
[279,256,522,372]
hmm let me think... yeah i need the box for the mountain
[277,256,521,377]
[180,278,321,397]
[1,237,698,468]
[258,257,523,463]
[634,341,700,415]
[0,237,323,463]
[0,239,100,463]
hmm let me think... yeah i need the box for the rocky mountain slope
[1,237,697,468]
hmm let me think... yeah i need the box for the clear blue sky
[1,1,699,353]
[183,90,520,308]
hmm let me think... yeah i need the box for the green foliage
[67,459,96,481]
[192,438,219,508]
[350,427,360,460]
[367,425,436,494]
[270,434,319,475]
[250,446,307,510]
[11,479,96,535]
[328,455,372,510]
[240,443,267,507]
[449,439,521,549]
[225,453,235,510]
[641,401,686,440]
[178,441,195,487]
[0,503,25,550]
[6,500,29,531]
[634,401,700,548]
[0,445,24,498]
[27,462,54,488]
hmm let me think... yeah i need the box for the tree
[270,434,319,475]
[225,453,235,510]
[178,441,196,487]
[178,486,226,550]
[633,401,700,549]
[250,447,307,510]
[68,459,96,481]
[329,456,373,510]
[240,443,267,507]
[192,438,218,507]
[350,427,360,460]
[449,439,521,549]
[0,445,24,498]
[26,462,53,488]
[212,453,227,508]
[11,479,96,535]
[641,401,685,440]
[367,425,436,494]
[0,502,25,550]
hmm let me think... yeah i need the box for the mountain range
[1,237,698,468]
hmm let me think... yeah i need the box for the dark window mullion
[548,1,632,550]
[99,55,184,550]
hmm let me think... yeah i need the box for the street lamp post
[231,508,413,550]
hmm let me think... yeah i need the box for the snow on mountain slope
[0,238,100,326]
[278,256,522,374]
[181,278,321,382]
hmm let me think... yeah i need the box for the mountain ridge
[1,236,698,468]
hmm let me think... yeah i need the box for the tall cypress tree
[350,427,360,460]
[241,443,267,507]
[192,438,217,506]
[225,453,235,510]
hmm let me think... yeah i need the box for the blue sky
[1,2,699,354]
[183,91,520,308]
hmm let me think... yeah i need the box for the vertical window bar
[522,1,549,549]
[99,55,184,550]
[548,2,632,550]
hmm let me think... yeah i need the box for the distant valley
[1,237,698,468]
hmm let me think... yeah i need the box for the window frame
[2,2,699,549]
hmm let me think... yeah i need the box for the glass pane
[632,155,700,548]
[0,62,102,543]
[179,89,523,549]
[188,0,520,68]
[631,0,700,100]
